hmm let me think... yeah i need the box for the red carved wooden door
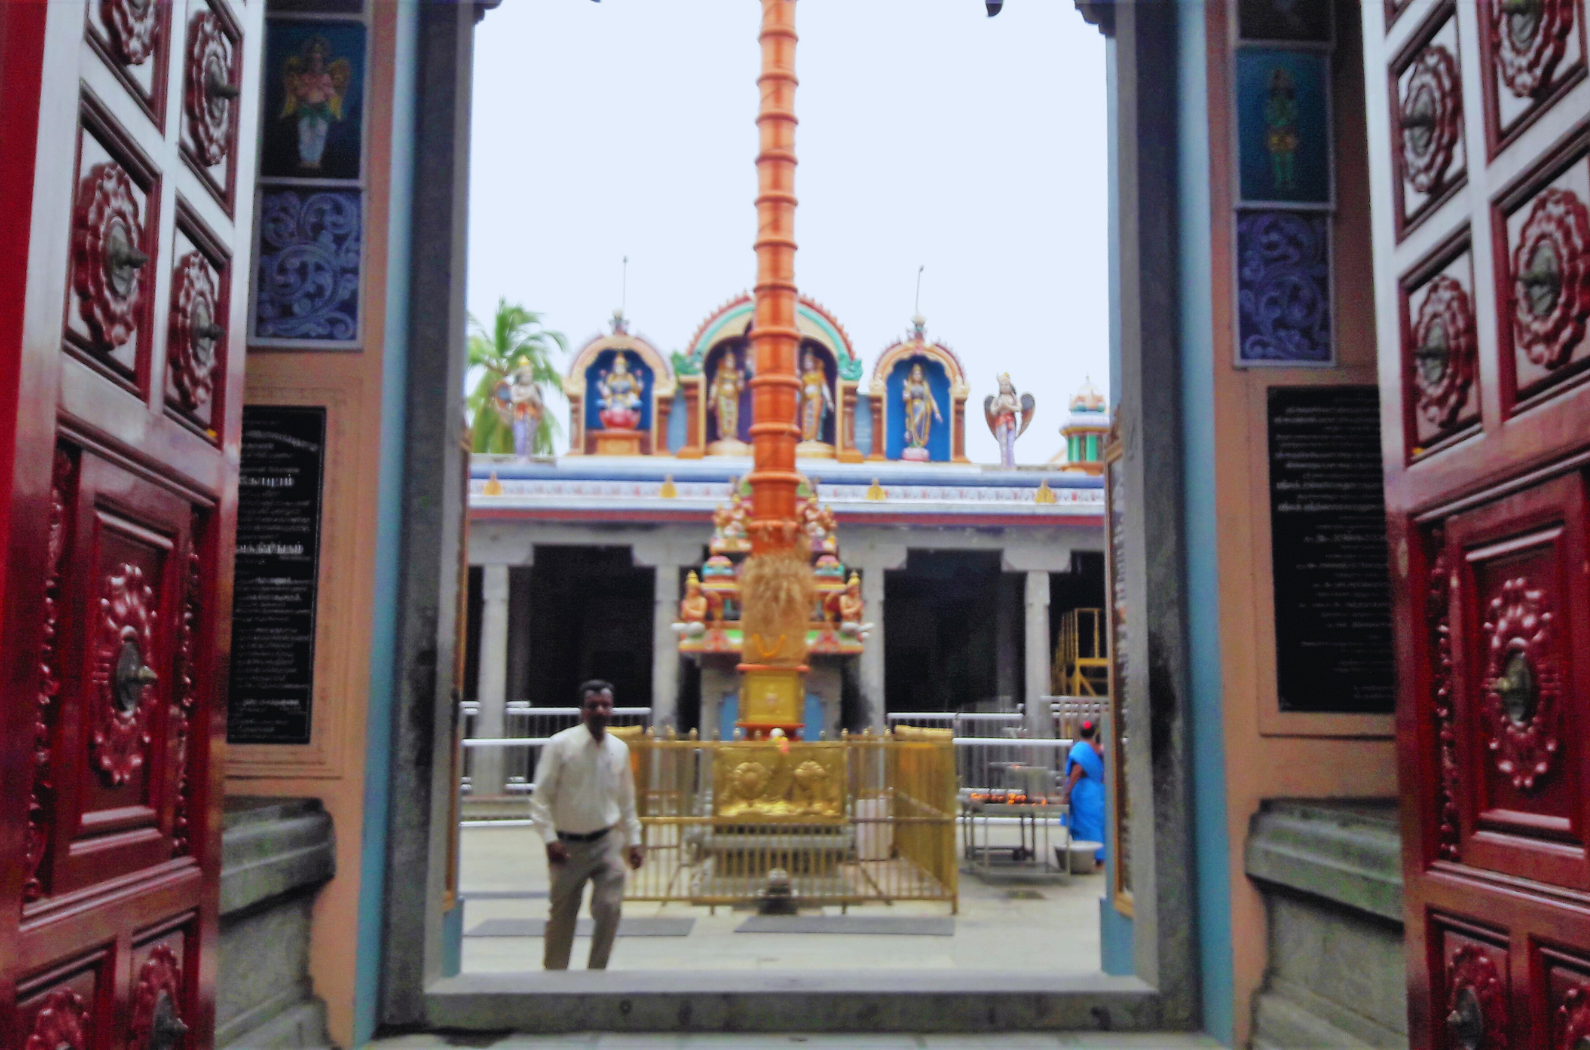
[0,0,260,1047]
[1365,0,1590,1045]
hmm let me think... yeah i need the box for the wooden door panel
[129,914,195,1050]
[1492,128,1590,413]
[163,202,230,442]
[83,0,173,134]
[1446,473,1590,892]
[1429,917,1515,1050]
[177,0,242,215]
[1476,0,1587,159]
[1400,229,1482,458]
[51,448,194,897]
[16,951,113,1050]
[1545,948,1590,1048]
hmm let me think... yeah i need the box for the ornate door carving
[0,0,260,1044]
[1365,0,1590,1045]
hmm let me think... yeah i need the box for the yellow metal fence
[619,730,958,912]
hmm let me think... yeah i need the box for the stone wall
[217,798,336,1049]
[1245,799,1407,1049]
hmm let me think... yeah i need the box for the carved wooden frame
[164,197,232,444]
[180,0,245,216]
[1398,223,1482,461]
[1387,0,1468,242]
[1477,0,1588,161]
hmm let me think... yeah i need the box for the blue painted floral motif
[254,190,361,341]
[1237,209,1331,364]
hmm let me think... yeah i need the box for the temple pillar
[996,572,1021,705]
[474,564,510,796]
[867,396,886,460]
[1024,569,1053,738]
[651,564,681,729]
[858,565,889,731]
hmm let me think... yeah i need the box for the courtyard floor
[375,1035,1220,1049]
[459,824,1105,974]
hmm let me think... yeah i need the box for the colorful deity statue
[673,571,720,639]
[901,362,943,460]
[984,372,1036,468]
[797,351,833,443]
[493,355,545,461]
[824,572,871,641]
[596,352,643,430]
[709,351,746,442]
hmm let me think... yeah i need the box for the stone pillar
[996,573,1020,705]
[652,564,681,730]
[474,564,510,796]
[859,566,888,732]
[1024,569,1053,738]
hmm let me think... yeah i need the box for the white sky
[466,0,1108,465]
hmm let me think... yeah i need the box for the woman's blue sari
[1064,740,1106,862]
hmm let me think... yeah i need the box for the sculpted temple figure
[797,351,833,443]
[709,350,746,442]
[984,372,1035,469]
[900,361,943,460]
[494,355,544,461]
[596,352,642,430]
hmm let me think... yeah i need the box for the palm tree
[466,299,569,456]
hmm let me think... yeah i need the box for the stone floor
[459,824,1104,973]
[374,1035,1220,1049]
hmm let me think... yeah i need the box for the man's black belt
[557,826,611,843]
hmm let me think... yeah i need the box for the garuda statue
[984,373,1035,468]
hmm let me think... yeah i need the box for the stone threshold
[424,970,1166,1034]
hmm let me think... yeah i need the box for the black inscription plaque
[227,406,326,744]
[1267,386,1394,714]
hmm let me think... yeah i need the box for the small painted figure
[983,373,1035,469]
[901,362,943,456]
[797,351,833,443]
[709,351,746,441]
[1264,66,1298,192]
[824,573,872,641]
[673,571,718,639]
[280,36,352,171]
[597,352,642,430]
[493,355,544,461]
[713,498,747,542]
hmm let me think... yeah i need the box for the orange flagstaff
[747,0,801,553]
[738,0,810,738]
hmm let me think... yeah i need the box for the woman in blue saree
[1063,720,1106,867]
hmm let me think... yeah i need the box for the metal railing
[459,703,651,795]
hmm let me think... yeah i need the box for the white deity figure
[983,372,1035,469]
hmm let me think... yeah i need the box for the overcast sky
[466,0,1108,464]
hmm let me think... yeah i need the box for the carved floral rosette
[184,11,233,167]
[24,988,89,1050]
[1446,945,1510,1050]
[1560,984,1590,1049]
[73,162,146,351]
[1401,45,1463,194]
[130,944,185,1050]
[91,564,159,786]
[1512,188,1590,370]
[1490,0,1576,99]
[1483,577,1560,792]
[102,0,161,66]
[1412,275,1478,429]
[24,452,73,900]
[168,251,220,411]
[1425,532,1461,860]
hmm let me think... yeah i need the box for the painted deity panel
[795,342,837,446]
[1236,209,1333,364]
[1236,48,1332,206]
[583,349,653,435]
[259,20,366,181]
[252,189,361,342]
[884,355,951,462]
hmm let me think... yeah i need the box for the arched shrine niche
[703,335,753,454]
[562,319,675,455]
[868,318,969,463]
[674,293,864,460]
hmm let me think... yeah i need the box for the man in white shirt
[529,680,645,970]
